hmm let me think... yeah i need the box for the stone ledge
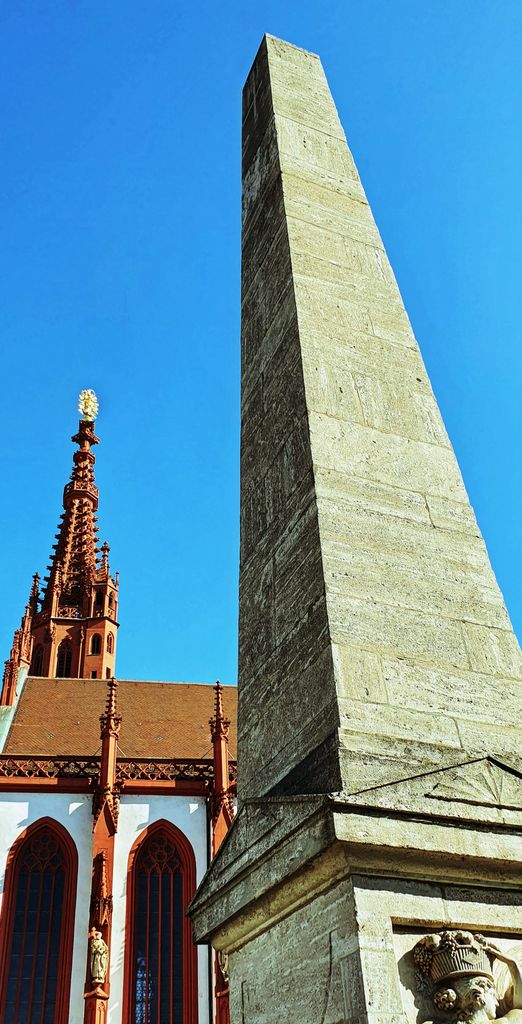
[189,769,522,950]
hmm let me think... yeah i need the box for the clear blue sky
[1,2,521,684]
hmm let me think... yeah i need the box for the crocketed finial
[100,542,110,572]
[78,389,99,421]
[100,676,121,739]
[210,680,230,741]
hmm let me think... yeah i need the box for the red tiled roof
[3,677,237,760]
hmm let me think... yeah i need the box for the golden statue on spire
[78,389,99,421]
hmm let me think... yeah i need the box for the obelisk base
[189,783,522,1024]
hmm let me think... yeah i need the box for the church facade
[0,390,236,1024]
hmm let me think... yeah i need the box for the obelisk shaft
[239,35,522,799]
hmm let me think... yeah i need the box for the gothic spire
[1,390,120,697]
[41,390,101,616]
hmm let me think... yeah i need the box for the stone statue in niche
[89,927,109,986]
[217,950,230,985]
[414,931,522,1024]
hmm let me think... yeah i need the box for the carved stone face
[454,977,498,1020]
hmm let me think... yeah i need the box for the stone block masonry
[190,37,522,1024]
[238,35,522,799]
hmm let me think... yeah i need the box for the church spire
[42,391,101,617]
[1,391,120,703]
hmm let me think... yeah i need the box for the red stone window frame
[0,817,77,1024]
[122,819,198,1024]
[90,633,102,656]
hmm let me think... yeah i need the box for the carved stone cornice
[0,756,100,780]
[0,753,237,786]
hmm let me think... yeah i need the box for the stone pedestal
[189,35,522,1024]
[191,776,522,1024]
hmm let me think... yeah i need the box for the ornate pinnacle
[210,680,230,741]
[26,573,40,616]
[100,542,110,573]
[209,681,233,848]
[214,680,224,719]
[93,675,121,834]
[100,677,122,739]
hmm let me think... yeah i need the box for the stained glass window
[127,825,196,1024]
[0,824,76,1024]
[56,641,72,678]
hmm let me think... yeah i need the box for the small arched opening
[90,634,101,656]
[30,644,44,676]
[56,641,72,678]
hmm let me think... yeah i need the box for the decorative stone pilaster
[83,676,121,1024]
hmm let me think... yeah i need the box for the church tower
[1,389,119,704]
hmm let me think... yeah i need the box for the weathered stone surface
[190,36,522,1024]
[189,785,522,958]
[190,762,522,1022]
[236,34,522,799]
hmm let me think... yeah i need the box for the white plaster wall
[0,793,93,1024]
[110,795,210,1024]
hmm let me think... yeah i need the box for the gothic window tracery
[107,633,114,654]
[123,821,197,1024]
[56,641,72,678]
[0,819,77,1024]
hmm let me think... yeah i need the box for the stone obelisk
[190,36,522,1024]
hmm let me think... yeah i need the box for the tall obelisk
[190,37,522,1024]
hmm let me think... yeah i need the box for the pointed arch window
[56,641,72,678]
[90,634,101,655]
[31,644,44,676]
[0,819,77,1024]
[106,632,114,654]
[123,821,197,1024]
